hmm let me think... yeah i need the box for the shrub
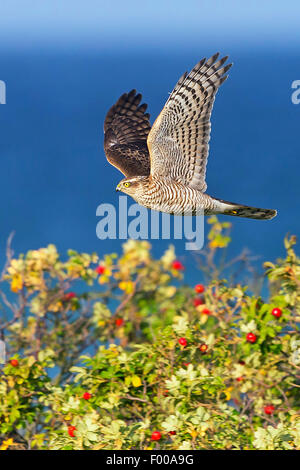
[0,218,299,450]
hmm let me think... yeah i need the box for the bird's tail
[212,197,277,220]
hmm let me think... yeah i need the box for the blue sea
[0,46,299,286]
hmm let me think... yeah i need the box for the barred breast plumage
[135,177,214,215]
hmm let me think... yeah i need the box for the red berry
[271,307,282,318]
[151,431,162,441]
[264,405,275,415]
[238,360,245,365]
[236,377,243,382]
[95,265,105,275]
[10,359,18,367]
[194,284,205,294]
[68,425,76,437]
[246,333,257,343]
[202,308,211,315]
[162,390,169,397]
[169,431,176,435]
[178,337,187,347]
[199,343,208,353]
[63,292,76,301]
[115,318,124,327]
[193,297,204,307]
[172,260,184,271]
[183,362,191,367]
[82,392,92,400]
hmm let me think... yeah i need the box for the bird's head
[116,176,149,198]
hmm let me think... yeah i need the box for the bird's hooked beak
[116,184,121,192]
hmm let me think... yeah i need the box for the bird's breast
[136,181,210,215]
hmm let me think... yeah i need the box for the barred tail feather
[213,198,277,220]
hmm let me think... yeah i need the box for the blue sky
[0,1,299,285]
[0,0,299,50]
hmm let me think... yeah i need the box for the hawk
[104,53,277,220]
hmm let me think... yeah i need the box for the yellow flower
[11,274,23,293]
[224,386,233,401]
[48,300,63,313]
[119,281,134,294]
[167,340,176,349]
[131,375,142,387]
[0,438,14,450]
[7,377,14,388]
[25,270,44,289]
[7,258,24,276]
[67,264,84,279]
[161,245,176,270]
[98,275,110,285]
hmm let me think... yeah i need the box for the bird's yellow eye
[124,182,131,188]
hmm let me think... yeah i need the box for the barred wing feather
[104,90,151,177]
[147,53,232,192]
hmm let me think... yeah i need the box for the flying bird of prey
[104,53,277,220]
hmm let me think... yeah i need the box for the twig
[123,394,148,403]
[1,231,15,280]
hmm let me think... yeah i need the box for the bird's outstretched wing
[104,90,151,177]
[147,53,232,192]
